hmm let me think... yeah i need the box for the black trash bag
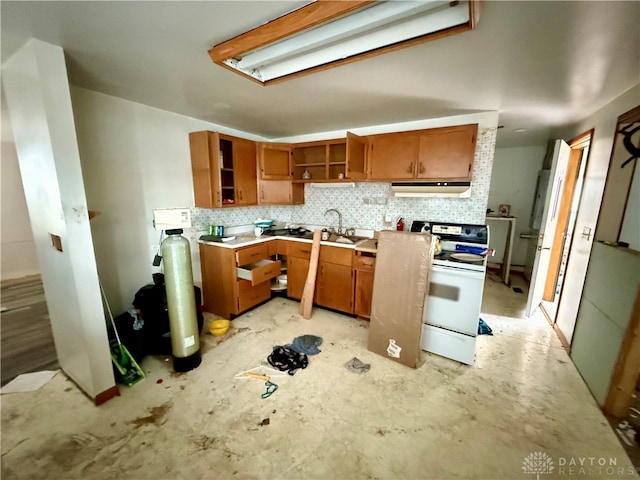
[132,274,204,356]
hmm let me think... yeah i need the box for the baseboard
[539,303,571,353]
[95,385,120,406]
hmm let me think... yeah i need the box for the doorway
[540,131,593,327]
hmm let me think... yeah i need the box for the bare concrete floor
[2,276,638,480]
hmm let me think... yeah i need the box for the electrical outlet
[384,214,392,223]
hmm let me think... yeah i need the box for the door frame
[543,131,593,302]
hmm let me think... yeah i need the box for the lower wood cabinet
[287,255,309,300]
[200,239,374,319]
[286,241,353,314]
[199,243,280,319]
[316,262,353,313]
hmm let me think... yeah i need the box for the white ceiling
[2,1,639,148]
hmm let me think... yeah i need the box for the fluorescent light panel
[236,1,447,71]
[213,0,474,84]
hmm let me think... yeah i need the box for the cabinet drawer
[288,241,313,259]
[236,243,269,266]
[237,259,281,285]
[354,252,376,270]
[237,280,270,312]
[319,246,352,266]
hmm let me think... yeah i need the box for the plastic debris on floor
[1,370,58,394]
[478,318,493,335]
[344,357,371,374]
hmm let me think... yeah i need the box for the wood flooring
[1,277,58,386]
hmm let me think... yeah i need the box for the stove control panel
[432,225,462,235]
[411,221,488,245]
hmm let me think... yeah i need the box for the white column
[2,39,116,402]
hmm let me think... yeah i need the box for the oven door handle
[431,265,485,279]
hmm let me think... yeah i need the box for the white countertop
[198,234,362,250]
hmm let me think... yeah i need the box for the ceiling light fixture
[209,0,479,86]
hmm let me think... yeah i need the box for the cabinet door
[190,131,222,208]
[199,244,238,318]
[287,256,310,300]
[346,131,367,180]
[232,138,258,205]
[316,262,353,313]
[258,180,304,205]
[259,143,293,179]
[368,132,419,180]
[259,180,292,204]
[354,269,375,318]
[417,124,477,180]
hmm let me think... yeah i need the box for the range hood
[390,181,471,198]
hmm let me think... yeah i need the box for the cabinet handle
[407,162,413,174]
[238,190,243,201]
[418,163,425,174]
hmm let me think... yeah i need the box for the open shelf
[292,139,347,181]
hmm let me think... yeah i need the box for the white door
[526,139,571,317]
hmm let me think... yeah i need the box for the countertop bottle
[396,217,404,231]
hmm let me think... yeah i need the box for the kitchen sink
[325,233,370,244]
[293,230,372,245]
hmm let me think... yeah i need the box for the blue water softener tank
[161,229,201,372]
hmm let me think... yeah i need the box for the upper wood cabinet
[258,143,293,180]
[416,124,478,180]
[189,131,257,208]
[368,124,478,181]
[261,132,367,183]
[369,132,420,180]
[303,133,367,181]
[257,143,304,205]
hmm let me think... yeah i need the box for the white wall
[554,83,640,345]
[486,145,546,267]
[1,91,39,280]
[70,87,267,314]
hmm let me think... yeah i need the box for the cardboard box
[368,231,434,368]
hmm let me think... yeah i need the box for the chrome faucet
[324,208,343,235]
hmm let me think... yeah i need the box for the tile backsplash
[192,127,496,232]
